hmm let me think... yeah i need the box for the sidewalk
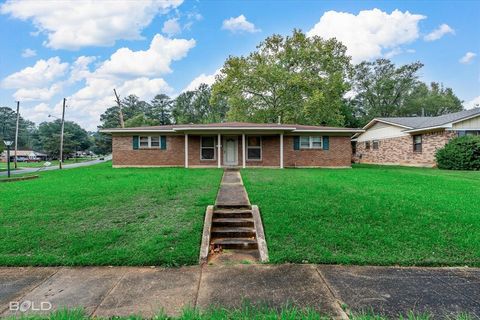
[1,264,479,319]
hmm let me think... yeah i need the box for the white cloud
[424,23,455,41]
[69,56,97,83]
[183,69,221,92]
[21,48,36,58]
[307,9,425,63]
[64,34,193,130]
[162,18,181,36]
[465,96,480,109]
[13,84,62,102]
[96,34,195,78]
[0,0,183,50]
[2,57,68,88]
[222,14,260,33]
[459,52,477,64]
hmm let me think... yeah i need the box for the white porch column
[217,133,221,168]
[242,133,246,168]
[280,133,284,169]
[184,134,189,168]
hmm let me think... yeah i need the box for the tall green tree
[400,82,463,116]
[149,94,172,125]
[211,30,351,126]
[351,59,424,119]
[0,106,36,153]
[172,84,228,124]
[37,120,91,159]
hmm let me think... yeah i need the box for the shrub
[436,135,480,170]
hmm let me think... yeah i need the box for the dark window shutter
[322,136,329,150]
[133,136,139,150]
[160,136,167,150]
[293,136,300,150]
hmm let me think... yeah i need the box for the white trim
[447,128,480,131]
[217,133,221,168]
[184,134,188,168]
[246,135,262,161]
[403,125,448,133]
[450,113,480,125]
[363,119,413,130]
[280,133,284,169]
[293,129,364,133]
[102,127,363,134]
[175,126,296,131]
[242,134,246,169]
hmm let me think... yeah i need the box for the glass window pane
[312,136,321,148]
[201,148,215,160]
[140,136,149,147]
[151,136,160,147]
[248,148,261,160]
[414,135,422,143]
[202,137,215,148]
[300,136,310,148]
[248,136,261,147]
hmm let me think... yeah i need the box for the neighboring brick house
[353,108,480,167]
[101,122,363,168]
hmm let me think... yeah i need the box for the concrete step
[211,227,256,238]
[211,238,258,250]
[212,218,254,228]
[213,209,253,219]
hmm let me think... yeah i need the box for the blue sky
[0,0,479,130]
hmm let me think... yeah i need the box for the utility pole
[14,101,20,169]
[59,98,66,169]
[113,89,125,128]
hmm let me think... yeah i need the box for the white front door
[223,136,238,166]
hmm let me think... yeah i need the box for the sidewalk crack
[90,268,129,317]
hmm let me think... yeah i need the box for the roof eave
[403,125,450,133]
[363,118,414,130]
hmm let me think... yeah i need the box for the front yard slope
[0,162,223,266]
[242,165,480,266]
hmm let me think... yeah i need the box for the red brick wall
[112,134,352,167]
[354,130,457,167]
[284,135,352,167]
[112,134,184,167]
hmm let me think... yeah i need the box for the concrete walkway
[1,265,479,319]
[215,169,250,207]
[0,157,111,177]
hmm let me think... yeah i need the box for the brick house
[353,108,480,167]
[101,122,363,168]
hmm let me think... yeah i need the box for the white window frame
[299,136,323,149]
[139,136,161,149]
[200,136,216,161]
[247,136,262,161]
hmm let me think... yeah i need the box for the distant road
[0,156,111,177]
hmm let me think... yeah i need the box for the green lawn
[0,162,222,266]
[242,165,480,267]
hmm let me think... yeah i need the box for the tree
[0,106,36,152]
[211,30,351,126]
[400,82,463,116]
[351,59,423,120]
[37,120,91,159]
[172,84,228,124]
[149,94,172,125]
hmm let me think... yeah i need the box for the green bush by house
[436,136,480,170]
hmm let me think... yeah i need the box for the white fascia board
[451,113,480,125]
[173,127,296,131]
[403,125,448,133]
[363,119,413,130]
[99,129,175,133]
[293,129,364,133]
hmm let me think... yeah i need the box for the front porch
[184,133,285,169]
